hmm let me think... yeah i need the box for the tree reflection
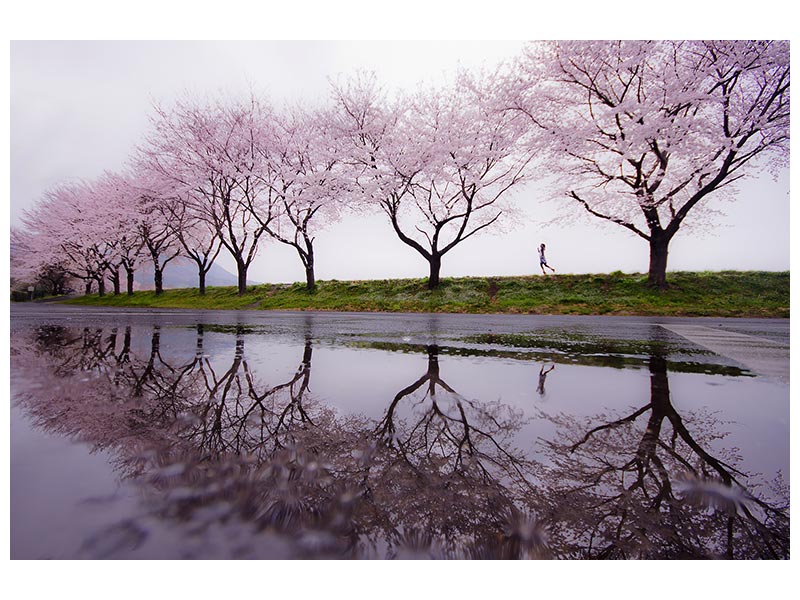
[12,326,547,558]
[367,344,545,558]
[376,345,527,477]
[174,329,319,459]
[538,351,789,559]
[30,324,126,378]
[10,326,789,559]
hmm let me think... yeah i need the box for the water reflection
[536,364,555,396]
[537,350,789,559]
[11,322,789,559]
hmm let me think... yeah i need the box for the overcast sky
[8,38,791,284]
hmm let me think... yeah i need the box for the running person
[538,243,555,275]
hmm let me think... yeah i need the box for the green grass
[60,271,789,318]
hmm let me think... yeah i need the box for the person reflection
[538,350,789,559]
[536,364,555,396]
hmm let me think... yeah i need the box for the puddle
[10,312,789,559]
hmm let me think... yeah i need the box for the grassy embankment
[61,271,789,318]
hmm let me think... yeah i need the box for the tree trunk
[305,264,315,291]
[97,278,105,297]
[198,268,206,295]
[122,326,131,357]
[427,254,442,290]
[154,268,163,295]
[151,328,161,355]
[236,261,248,296]
[303,244,316,291]
[640,353,670,458]
[111,270,121,295]
[195,324,205,357]
[85,280,92,295]
[647,234,670,290]
[126,268,135,295]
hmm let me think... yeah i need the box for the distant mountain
[134,260,261,290]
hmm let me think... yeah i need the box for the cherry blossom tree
[135,157,222,295]
[510,40,790,288]
[78,176,143,296]
[19,181,111,295]
[33,263,73,296]
[17,173,150,298]
[88,169,181,296]
[164,196,222,295]
[255,105,347,290]
[140,94,276,295]
[89,171,146,295]
[136,191,182,296]
[10,227,74,296]
[334,71,531,289]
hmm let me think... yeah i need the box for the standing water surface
[9,306,790,559]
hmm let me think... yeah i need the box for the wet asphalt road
[10,304,790,381]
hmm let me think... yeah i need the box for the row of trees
[12,40,789,294]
